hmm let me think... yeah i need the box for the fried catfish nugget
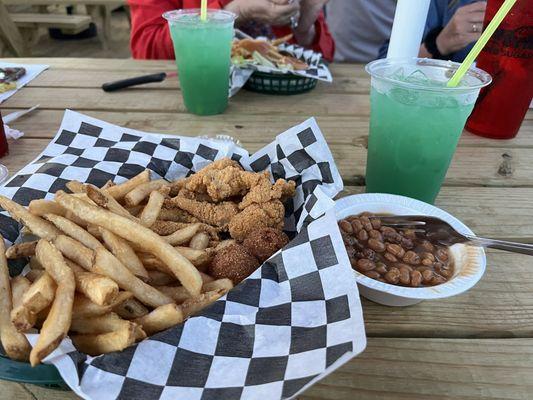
[209,244,260,284]
[172,196,239,229]
[239,178,296,209]
[243,227,289,262]
[228,200,285,241]
[185,159,242,195]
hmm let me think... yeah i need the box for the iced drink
[365,58,491,204]
[163,9,235,116]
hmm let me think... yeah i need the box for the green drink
[164,9,235,116]
[365,58,491,204]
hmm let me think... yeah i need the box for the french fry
[162,223,200,246]
[11,272,56,331]
[25,269,44,282]
[99,228,148,281]
[101,180,116,190]
[126,205,144,217]
[53,235,94,270]
[44,214,103,250]
[138,248,210,270]
[189,232,210,250]
[70,312,132,334]
[175,246,212,267]
[134,304,183,335]
[73,291,133,318]
[30,240,76,366]
[55,191,202,296]
[0,238,31,361]
[93,247,173,307]
[86,224,103,240]
[200,272,215,283]
[0,195,60,240]
[65,260,119,306]
[157,279,233,303]
[113,297,149,320]
[28,199,66,217]
[86,184,136,221]
[139,253,171,273]
[147,270,177,286]
[30,257,43,270]
[71,326,136,356]
[65,210,89,228]
[158,208,199,223]
[155,285,191,303]
[180,289,227,319]
[124,179,169,206]
[105,170,150,201]
[11,276,31,309]
[139,190,165,227]
[5,241,38,259]
[66,180,86,193]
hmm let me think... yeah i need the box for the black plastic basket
[0,261,69,390]
[244,71,317,95]
[0,351,68,390]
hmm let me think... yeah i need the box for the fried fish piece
[239,178,296,209]
[228,200,285,241]
[171,196,239,229]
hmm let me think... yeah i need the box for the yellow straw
[447,0,517,87]
[200,0,207,21]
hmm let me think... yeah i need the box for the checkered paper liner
[0,110,366,400]
[230,42,332,96]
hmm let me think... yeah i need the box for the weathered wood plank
[302,338,533,400]
[342,186,533,240]
[17,68,370,94]
[3,137,533,187]
[0,57,177,71]
[2,86,371,115]
[4,338,532,400]
[4,110,532,150]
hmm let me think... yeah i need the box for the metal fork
[374,215,533,256]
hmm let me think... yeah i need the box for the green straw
[447,0,517,87]
[200,0,207,21]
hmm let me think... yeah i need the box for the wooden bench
[10,12,91,33]
[1,0,126,52]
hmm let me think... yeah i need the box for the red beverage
[466,0,533,139]
[0,109,8,158]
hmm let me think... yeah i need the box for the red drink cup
[0,109,8,158]
[466,0,533,139]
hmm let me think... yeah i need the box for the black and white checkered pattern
[0,110,366,400]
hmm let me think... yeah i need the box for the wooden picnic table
[1,57,532,400]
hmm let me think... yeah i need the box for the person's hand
[293,0,329,46]
[225,0,300,27]
[436,1,486,55]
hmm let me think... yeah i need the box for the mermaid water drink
[163,9,236,116]
[365,58,491,204]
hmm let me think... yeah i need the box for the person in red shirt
[129,0,334,61]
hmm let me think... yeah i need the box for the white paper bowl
[334,193,486,306]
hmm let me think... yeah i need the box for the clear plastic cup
[365,58,491,204]
[163,9,236,116]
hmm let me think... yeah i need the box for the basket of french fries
[230,35,332,96]
[0,110,365,399]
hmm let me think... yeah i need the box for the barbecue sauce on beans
[339,213,454,287]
